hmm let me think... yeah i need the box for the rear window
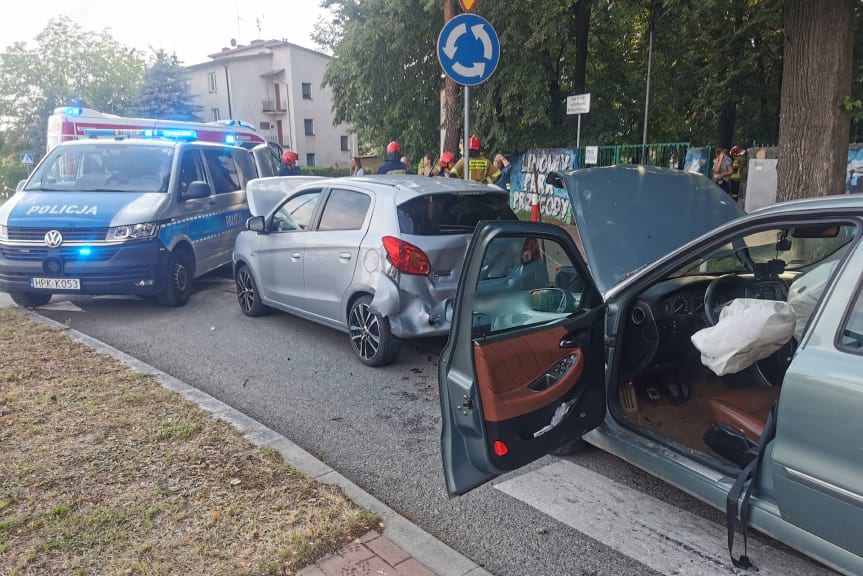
[397,192,517,235]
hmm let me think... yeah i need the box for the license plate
[30,277,81,290]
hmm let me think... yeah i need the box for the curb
[24,308,492,576]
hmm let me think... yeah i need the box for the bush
[300,166,350,178]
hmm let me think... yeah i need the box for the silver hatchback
[232,174,517,366]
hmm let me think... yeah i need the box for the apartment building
[186,39,355,168]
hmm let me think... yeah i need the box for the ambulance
[0,129,267,308]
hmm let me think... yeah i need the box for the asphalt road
[27,268,832,576]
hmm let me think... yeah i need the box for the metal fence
[574,142,691,171]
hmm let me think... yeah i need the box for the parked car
[439,164,863,575]
[0,135,272,307]
[232,174,518,366]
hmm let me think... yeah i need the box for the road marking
[495,460,835,576]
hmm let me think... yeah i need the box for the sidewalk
[5,295,491,576]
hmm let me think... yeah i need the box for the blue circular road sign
[437,13,500,87]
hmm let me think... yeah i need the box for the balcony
[262,100,286,114]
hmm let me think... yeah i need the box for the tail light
[382,236,431,275]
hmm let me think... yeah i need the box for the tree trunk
[777,0,853,201]
[443,0,461,156]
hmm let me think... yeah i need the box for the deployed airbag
[691,298,795,376]
[786,259,838,342]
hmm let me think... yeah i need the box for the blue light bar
[65,107,83,116]
[160,129,196,139]
[78,247,92,256]
[225,134,236,145]
[82,128,119,138]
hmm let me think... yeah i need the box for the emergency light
[65,107,84,116]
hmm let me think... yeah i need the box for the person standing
[711,147,733,195]
[729,145,746,201]
[377,141,408,174]
[419,155,435,176]
[493,153,512,190]
[351,156,365,176]
[437,151,455,177]
[449,136,501,184]
[278,150,301,176]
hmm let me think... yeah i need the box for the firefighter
[278,150,300,176]
[377,141,408,174]
[449,136,501,184]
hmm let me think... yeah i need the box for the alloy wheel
[349,301,381,361]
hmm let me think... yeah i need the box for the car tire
[157,248,194,307]
[348,295,401,367]
[235,264,268,316]
[9,292,52,308]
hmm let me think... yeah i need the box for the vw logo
[44,230,63,248]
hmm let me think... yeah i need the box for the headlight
[106,222,160,241]
[0,224,7,242]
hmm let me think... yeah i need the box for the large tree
[0,16,145,157]
[777,0,854,200]
[132,49,202,121]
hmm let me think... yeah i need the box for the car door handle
[291,252,301,261]
[339,252,352,261]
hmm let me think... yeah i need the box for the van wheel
[10,292,52,308]
[235,264,268,316]
[158,249,194,307]
[348,295,400,367]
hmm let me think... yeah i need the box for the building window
[302,82,312,99]
[208,72,217,93]
[304,119,315,136]
[211,108,220,121]
[306,153,316,167]
[340,136,349,151]
[259,121,271,130]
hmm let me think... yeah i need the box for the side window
[202,148,242,194]
[230,149,255,186]
[272,190,322,232]
[178,150,206,196]
[318,189,371,231]
[473,236,586,336]
[840,282,863,350]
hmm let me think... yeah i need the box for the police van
[0,131,263,307]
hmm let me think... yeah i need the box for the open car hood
[246,176,324,217]
[549,165,745,294]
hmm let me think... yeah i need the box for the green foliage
[300,166,351,177]
[0,16,146,158]
[132,49,202,121]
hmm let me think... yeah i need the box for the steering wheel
[703,274,750,326]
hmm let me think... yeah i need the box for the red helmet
[386,141,401,155]
[729,145,742,155]
[439,151,455,167]
[281,150,298,164]
[469,136,481,151]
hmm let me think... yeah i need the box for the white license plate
[30,277,81,290]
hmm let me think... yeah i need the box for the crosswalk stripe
[495,459,835,576]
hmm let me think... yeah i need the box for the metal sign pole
[463,85,470,181]
[577,114,581,149]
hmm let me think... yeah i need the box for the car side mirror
[16,179,26,192]
[246,216,266,233]
[182,181,211,200]
[529,288,577,313]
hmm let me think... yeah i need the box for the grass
[0,308,378,575]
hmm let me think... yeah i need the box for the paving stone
[355,555,398,575]
[395,558,436,576]
[318,553,349,576]
[340,542,375,563]
[360,530,381,543]
[296,566,328,576]
[365,536,410,566]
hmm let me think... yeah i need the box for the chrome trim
[785,466,863,507]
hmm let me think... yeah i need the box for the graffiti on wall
[509,149,578,222]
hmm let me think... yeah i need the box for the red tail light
[382,236,431,275]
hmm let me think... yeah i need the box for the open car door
[439,221,606,496]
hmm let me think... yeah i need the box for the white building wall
[185,41,351,168]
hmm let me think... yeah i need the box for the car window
[840,282,863,350]
[397,192,517,235]
[472,235,585,336]
[178,149,207,196]
[318,189,371,231]
[231,149,256,185]
[272,190,322,232]
[202,148,244,194]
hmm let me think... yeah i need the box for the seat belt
[725,401,778,569]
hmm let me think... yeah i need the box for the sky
[4,0,333,64]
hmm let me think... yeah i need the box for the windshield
[25,144,175,193]
[671,224,857,277]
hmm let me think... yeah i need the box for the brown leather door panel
[474,326,585,422]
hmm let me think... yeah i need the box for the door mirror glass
[182,180,211,200]
[246,216,265,232]
[529,288,579,313]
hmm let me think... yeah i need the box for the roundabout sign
[437,13,500,87]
